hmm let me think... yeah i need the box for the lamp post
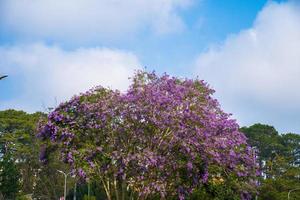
[0,75,8,80]
[73,182,77,200]
[57,170,71,200]
[288,188,300,200]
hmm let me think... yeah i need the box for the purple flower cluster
[38,71,258,199]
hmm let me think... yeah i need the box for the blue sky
[1,0,300,134]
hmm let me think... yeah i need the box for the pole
[88,181,90,198]
[57,170,71,200]
[73,182,77,200]
[64,174,67,200]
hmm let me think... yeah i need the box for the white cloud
[195,1,300,133]
[0,0,192,43]
[0,43,142,112]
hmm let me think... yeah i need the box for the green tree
[240,124,284,178]
[0,110,44,195]
[0,109,73,199]
[0,153,20,199]
[241,124,300,200]
[281,133,300,166]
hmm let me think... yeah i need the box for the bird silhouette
[0,75,8,80]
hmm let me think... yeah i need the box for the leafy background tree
[0,110,43,195]
[0,153,20,199]
[0,110,81,199]
[241,124,300,200]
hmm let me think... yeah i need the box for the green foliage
[0,109,73,199]
[32,151,72,200]
[67,181,107,200]
[0,110,45,196]
[16,195,32,200]
[240,124,283,160]
[241,123,300,200]
[0,153,20,199]
[189,185,241,200]
[83,195,96,200]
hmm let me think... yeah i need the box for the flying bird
[0,75,8,80]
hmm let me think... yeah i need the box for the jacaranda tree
[38,71,258,200]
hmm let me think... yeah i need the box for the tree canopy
[38,71,258,200]
[241,124,300,200]
[0,109,73,199]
